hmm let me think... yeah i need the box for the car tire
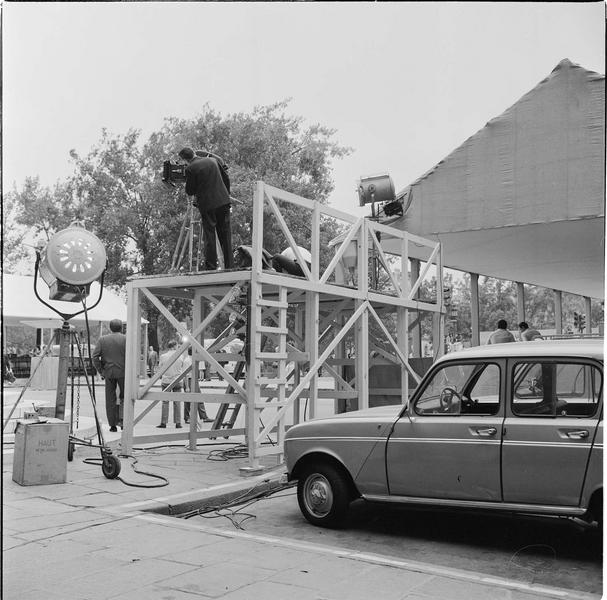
[297,463,351,528]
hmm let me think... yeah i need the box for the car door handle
[565,430,589,439]
[475,427,497,437]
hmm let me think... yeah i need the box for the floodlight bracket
[34,252,106,322]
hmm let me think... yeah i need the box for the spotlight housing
[38,224,107,302]
[357,173,395,206]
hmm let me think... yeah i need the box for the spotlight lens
[44,225,107,285]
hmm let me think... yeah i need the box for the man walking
[92,319,126,432]
[147,345,158,377]
[178,146,233,271]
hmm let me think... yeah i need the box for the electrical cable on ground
[83,454,170,488]
[177,481,297,530]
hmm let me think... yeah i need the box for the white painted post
[517,282,525,326]
[584,296,592,334]
[245,182,265,468]
[470,273,480,347]
[554,290,563,335]
[121,284,140,455]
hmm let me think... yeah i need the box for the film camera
[162,160,187,186]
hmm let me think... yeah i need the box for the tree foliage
[5,100,353,346]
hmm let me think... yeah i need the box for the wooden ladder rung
[257,326,288,335]
[257,352,289,360]
[255,402,289,408]
[258,299,289,309]
[257,377,288,386]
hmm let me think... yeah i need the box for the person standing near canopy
[487,319,515,344]
[518,322,543,341]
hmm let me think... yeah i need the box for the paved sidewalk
[2,384,601,600]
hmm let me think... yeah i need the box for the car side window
[414,362,500,416]
[512,361,601,417]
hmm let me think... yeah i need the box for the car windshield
[414,362,500,415]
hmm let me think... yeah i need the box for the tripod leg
[171,202,191,271]
[73,332,106,447]
[2,331,59,431]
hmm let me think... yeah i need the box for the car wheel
[297,463,351,528]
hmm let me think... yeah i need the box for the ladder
[210,285,291,451]
[211,358,246,432]
[249,286,290,455]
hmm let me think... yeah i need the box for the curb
[120,466,288,516]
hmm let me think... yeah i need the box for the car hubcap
[304,474,333,517]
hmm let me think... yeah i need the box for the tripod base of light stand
[59,322,121,479]
[5,322,121,480]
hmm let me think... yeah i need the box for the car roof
[436,338,604,363]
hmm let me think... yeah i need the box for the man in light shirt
[518,322,543,341]
[487,319,515,344]
[157,340,184,429]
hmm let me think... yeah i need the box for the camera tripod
[171,202,203,272]
[171,200,231,273]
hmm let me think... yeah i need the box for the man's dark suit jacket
[92,332,126,379]
[185,156,230,212]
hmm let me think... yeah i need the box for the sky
[3,2,605,218]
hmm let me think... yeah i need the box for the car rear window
[511,361,601,417]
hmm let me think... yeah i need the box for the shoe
[184,419,189,424]
[203,418,213,423]
[156,424,166,428]
[176,424,182,429]
[109,426,117,432]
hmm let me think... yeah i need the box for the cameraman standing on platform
[178,147,233,271]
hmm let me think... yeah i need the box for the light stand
[3,223,121,479]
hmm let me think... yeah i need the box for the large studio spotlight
[38,223,107,302]
[28,222,122,479]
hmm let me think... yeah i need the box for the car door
[502,358,602,506]
[386,359,504,501]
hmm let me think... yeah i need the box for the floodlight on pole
[38,223,107,303]
[27,221,122,479]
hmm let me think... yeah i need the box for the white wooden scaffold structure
[121,181,444,470]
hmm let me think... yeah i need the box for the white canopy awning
[2,274,146,327]
[388,59,605,299]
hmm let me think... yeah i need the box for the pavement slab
[65,557,198,600]
[218,580,329,600]
[308,563,434,600]
[110,585,214,600]
[158,561,278,598]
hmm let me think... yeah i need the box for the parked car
[285,339,603,528]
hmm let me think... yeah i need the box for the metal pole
[554,290,563,335]
[55,322,72,420]
[584,296,592,334]
[470,273,480,347]
[517,282,525,325]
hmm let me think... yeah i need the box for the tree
[2,193,31,274]
[7,101,352,346]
